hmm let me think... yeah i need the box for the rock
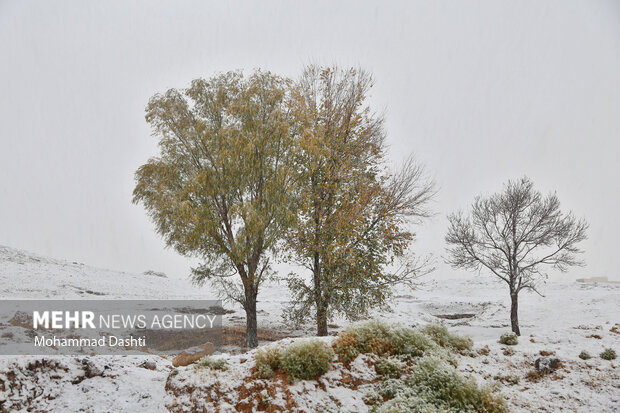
[9,311,33,329]
[139,360,157,370]
[172,343,215,367]
[143,270,167,278]
[534,356,560,373]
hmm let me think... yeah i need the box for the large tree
[445,177,588,335]
[133,70,294,347]
[285,66,435,335]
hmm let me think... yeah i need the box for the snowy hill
[0,245,619,412]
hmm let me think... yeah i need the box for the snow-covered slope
[0,245,214,300]
[1,245,619,412]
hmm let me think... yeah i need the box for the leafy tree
[445,177,588,335]
[133,70,294,347]
[284,66,435,335]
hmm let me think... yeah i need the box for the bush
[362,390,383,406]
[372,395,444,413]
[345,320,393,355]
[375,357,405,378]
[499,332,518,346]
[280,339,334,381]
[502,347,515,356]
[493,373,520,385]
[407,356,507,412]
[477,345,491,356]
[578,350,592,360]
[195,356,227,370]
[390,326,438,358]
[254,345,282,379]
[600,348,617,360]
[420,324,473,352]
[333,331,359,363]
[375,378,409,399]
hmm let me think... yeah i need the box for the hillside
[0,246,618,411]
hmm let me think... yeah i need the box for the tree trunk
[313,251,329,336]
[316,299,328,336]
[245,293,258,348]
[510,292,520,336]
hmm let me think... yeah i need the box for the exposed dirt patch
[434,313,476,320]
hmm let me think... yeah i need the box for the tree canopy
[445,177,588,335]
[133,70,295,347]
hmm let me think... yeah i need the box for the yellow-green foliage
[254,345,282,379]
[499,332,518,346]
[390,326,439,357]
[369,356,506,413]
[419,324,473,352]
[375,357,405,378]
[406,356,507,412]
[600,348,616,360]
[335,320,472,365]
[195,356,227,370]
[280,339,334,381]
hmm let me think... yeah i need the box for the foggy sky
[1,0,619,283]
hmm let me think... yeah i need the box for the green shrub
[499,332,518,346]
[419,324,473,352]
[280,339,334,381]
[372,395,446,413]
[333,331,360,363]
[362,390,383,406]
[390,326,438,358]
[407,356,507,412]
[375,378,409,399]
[578,350,592,360]
[375,357,405,378]
[345,320,393,355]
[600,348,617,360]
[195,356,227,370]
[254,345,282,379]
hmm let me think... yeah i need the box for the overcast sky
[1,1,619,284]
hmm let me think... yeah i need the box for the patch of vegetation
[332,331,359,363]
[344,320,393,356]
[600,348,617,360]
[368,356,507,413]
[332,321,507,413]
[499,332,518,346]
[280,339,334,381]
[195,356,227,370]
[477,345,491,356]
[375,357,405,379]
[375,378,409,399]
[336,320,471,365]
[419,324,473,353]
[502,347,515,356]
[389,325,439,358]
[362,390,383,406]
[254,345,282,379]
[525,369,546,383]
[494,373,520,385]
[578,350,592,360]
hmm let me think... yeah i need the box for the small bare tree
[445,177,588,335]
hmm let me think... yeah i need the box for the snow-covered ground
[1,245,618,411]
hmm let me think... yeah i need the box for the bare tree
[445,177,588,335]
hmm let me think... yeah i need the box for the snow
[1,245,619,411]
